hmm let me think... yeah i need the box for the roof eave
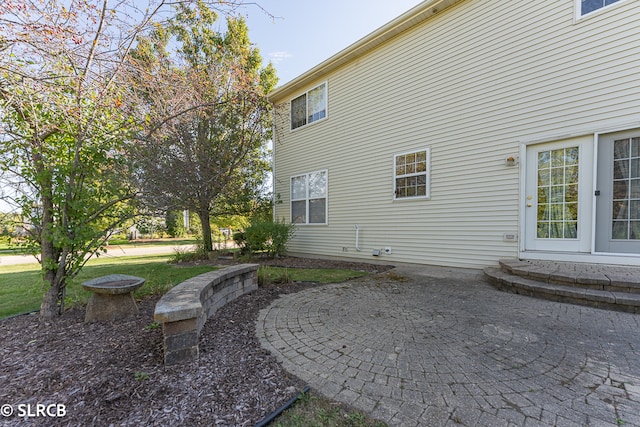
[268,0,464,103]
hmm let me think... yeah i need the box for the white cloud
[268,51,293,63]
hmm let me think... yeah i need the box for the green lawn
[0,255,370,319]
[272,390,386,427]
[258,266,368,285]
[0,254,216,319]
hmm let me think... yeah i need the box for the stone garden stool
[82,274,145,322]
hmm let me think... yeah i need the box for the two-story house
[269,0,640,269]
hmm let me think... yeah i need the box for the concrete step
[498,259,640,294]
[484,266,640,313]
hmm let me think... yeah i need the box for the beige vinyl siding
[272,0,640,268]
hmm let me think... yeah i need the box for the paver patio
[257,264,640,426]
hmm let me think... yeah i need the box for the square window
[394,149,430,200]
[291,170,327,224]
[290,83,327,130]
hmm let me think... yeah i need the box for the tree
[129,3,277,253]
[166,210,188,237]
[0,0,262,318]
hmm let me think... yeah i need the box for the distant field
[0,237,199,255]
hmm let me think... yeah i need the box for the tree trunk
[38,161,61,319]
[40,220,61,318]
[198,208,213,253]
[40,280,59,319]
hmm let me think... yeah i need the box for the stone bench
[153,264,259,365]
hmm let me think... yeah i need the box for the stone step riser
[500,261,640,294]
[484,267,640,314]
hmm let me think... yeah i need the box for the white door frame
[521,136,594,253]
[519,129,640,266]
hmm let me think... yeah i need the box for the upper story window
[579,0,624,16]
[394,149,430,200]
[291,170,328,224]
[290,83,327,130]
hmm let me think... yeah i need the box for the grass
[0,254,217,319]
[272,390,386,427]
[0,256,370,319]
[259,266,368,286]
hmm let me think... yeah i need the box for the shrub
[234,219,295,258]
[169,241,208,263]
[258,266,292,286]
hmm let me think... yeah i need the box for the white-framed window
[578,0,625,16]
[394,149,430,200]
[290,82,327,130]
[291,170,328,224]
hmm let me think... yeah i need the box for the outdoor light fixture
[505,156,519,167]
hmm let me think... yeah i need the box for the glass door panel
[596,130,640,254]
[535,147,579,239]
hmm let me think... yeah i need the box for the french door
[524,137,593,252]
[595,130,640,254]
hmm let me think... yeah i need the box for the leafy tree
[166,210,188,237]
[136,215,167,238]
[0,0,263,318]
[129,3,277,253]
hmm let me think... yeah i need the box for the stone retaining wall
[153,264,259,365]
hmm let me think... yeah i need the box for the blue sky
[242,0,424,86]
[0,1,424,213]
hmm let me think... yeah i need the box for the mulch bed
[0,257,392,426]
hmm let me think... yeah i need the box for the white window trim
[289,82,328,131]
[393,148,431,201]
[290,169,328,225]
[574,0,628,21]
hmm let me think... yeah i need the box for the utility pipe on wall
[354,224,361,251]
